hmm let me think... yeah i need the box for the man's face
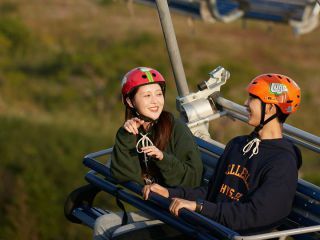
[244,95,262,127]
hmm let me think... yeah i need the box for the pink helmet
[121,67,166,98]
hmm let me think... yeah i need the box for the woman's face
[131,83,164,120]
[244,95,262,127]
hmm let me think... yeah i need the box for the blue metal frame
[64,134,320,239]
[83,156,239,240]
[80,134,320,239]
[135,0,317,22]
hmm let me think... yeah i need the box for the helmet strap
[251,102,278,138]
[130,107,157,124]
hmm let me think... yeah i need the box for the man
[143,73,302,235]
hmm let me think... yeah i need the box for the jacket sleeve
[168,185,208,200]
[167,139,234,201]
[155,119,203,187]
[110,127,144,185]
[199,155,298,232]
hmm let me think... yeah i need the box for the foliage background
[0,0,319,239]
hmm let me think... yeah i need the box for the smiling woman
[126,84,165,127]
[111,67,203,187]
[92,67,203,239]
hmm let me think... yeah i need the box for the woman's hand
[123,117,144,135]
[169,198,196,216]
[141,146,164,160]
[142,183,169,200]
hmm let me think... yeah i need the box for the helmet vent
[286,78,291,83]
[152,73,156,77]
[277,75,283,79]
[142,74,147,79]
[267,74,272,77]
[287,100,293,103]
[297,95,300,98]
[252,81,258,84]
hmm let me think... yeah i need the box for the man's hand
[169,198,196,216]
[142,183,169,200]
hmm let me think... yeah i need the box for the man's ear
[267,103,276,114]
[126,97,134,108]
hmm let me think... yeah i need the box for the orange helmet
[246,74,301,114]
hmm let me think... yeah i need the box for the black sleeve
[167,138,235,201]
[168,185,209,200]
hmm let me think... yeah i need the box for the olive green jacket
[110,118,203,187]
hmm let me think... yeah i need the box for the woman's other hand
[142,183,169,200]
[141,146,164,160]
[123,117,144,135]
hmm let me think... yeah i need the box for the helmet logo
[270,83,288,95]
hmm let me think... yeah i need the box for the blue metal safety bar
[65,136,320,240]
[82,156,239,240]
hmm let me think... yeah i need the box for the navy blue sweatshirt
[168,135,302,234]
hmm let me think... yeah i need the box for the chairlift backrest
[210,0,320,34]
[134,0,320,34]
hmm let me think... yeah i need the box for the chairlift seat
[65,136,320,239]
[134,0,320,34]
[134,0,202,18]
[213,0,320,34]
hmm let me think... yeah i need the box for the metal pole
[155,0,189,97]
[216,96,320,152]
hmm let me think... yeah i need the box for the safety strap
[247,102,279,158]
[133,108,157,123]
[253,102,278,134]
[115,188,128,226]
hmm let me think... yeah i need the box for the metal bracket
[176,66,230,142]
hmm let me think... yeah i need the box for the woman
[94,67,203,240]
[111,66,203,187]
